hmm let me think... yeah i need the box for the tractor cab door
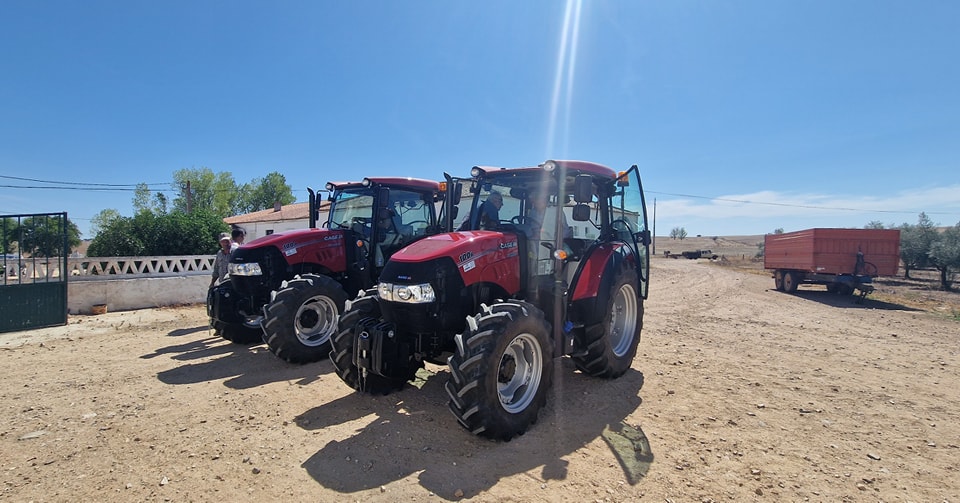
[610,165,650,299]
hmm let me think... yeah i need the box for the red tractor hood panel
[389,231,522,294]
[390,231,506,263]
[242,227,349,271]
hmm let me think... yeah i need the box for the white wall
[68,274,210,315]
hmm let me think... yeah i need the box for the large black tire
[330,290,410,394]
[774,270,785,291]
[572,267,642,378]
[262,274,348,364]
[782,271,800,293]
[446,301,554,441]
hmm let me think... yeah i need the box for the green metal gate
[1,212,69,333]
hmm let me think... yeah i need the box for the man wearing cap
[210,232,232,288]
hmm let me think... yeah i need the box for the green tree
[899,212,939,279]
[88,210,227,257]
[865,221,886,229]
[669,227,687,240]
[15,216,81,257]
[237,171,296,214]
[172,168,239,218]
[132,183,170,216]
[928,222,960,291]
[87,216,146,257]
[773,228,784,234]
[90,209,122,237]
[1,217,16,253]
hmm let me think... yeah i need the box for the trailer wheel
[262,274,347,363]
[774,271,785,291]
[330,290,410,395]
[572,266,642,378]
[782,271,799,293]
[446,301,553,441]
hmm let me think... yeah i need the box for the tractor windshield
[328,187,375,230]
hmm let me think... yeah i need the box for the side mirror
[636,229,652,246]
[378,187,390,206]
[573,174,592,203]
[450,206,459,220]
[572,204,590,222]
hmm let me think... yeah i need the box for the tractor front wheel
[330,289,410,394]
[572,267,642,378]
[262,274,347,363]
[446,301,553,441]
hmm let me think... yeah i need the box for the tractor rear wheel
[446,301,553,441]
[572,267,642,378]
[330,290,411,395]
[262,274,347,363]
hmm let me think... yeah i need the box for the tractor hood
[242,227,343,251]
[389,230,517,267]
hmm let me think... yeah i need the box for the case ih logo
[459,251,473,262]
[323,234,342,241]
[499,241,517,249]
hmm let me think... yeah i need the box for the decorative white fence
[68,255,215,280]
[3,255,214,283]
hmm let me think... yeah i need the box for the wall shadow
[299,362,651,499]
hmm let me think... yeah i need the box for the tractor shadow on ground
[166,325,208,337]
[299,361,651,499]
[147,334,327,389]
[776,288,921,311]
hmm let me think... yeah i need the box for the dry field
[1,257,958,502]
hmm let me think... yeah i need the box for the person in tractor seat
[477,190,503,230]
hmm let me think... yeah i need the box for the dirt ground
[1,258,958,502]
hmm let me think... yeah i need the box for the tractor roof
[471,160,618,181]
[327,177,441,192]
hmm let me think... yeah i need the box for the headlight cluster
[229,262,263,276]
[378,282,436,304]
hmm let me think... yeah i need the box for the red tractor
[208,177,443,363]
[332,160,651,440]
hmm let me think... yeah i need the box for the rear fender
[568,242,636,326]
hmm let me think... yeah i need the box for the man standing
[230,228,246,252]
[210,232,232,288]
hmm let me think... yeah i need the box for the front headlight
[378,282,435,304]
[229,262,263,276]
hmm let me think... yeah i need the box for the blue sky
[2,0,958,239]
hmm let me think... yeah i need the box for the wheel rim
[294,295,339,347]
[609,282,638,357]
[497,333,543,414]
[784,273,795,291]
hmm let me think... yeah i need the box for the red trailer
[764,228,900,298]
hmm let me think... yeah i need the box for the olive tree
[928,222,960,291]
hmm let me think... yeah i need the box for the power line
[646,190,959,216]
[0,175,171,187]
[0,184,177,192]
